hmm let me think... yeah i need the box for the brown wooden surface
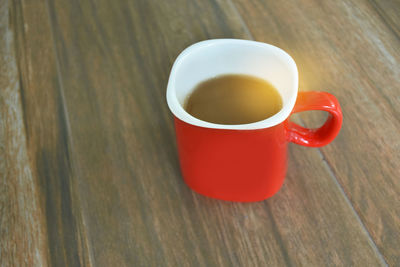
[233,0,400,264]
[1,0,399,266]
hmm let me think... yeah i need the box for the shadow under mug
[167,39,342,202]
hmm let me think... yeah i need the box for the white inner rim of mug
[166,39,299,130]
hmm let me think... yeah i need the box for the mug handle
[286,91,343,147]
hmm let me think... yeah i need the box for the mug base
[185,182,283,202]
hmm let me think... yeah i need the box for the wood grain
[0,1,48,266]
[232,0,400,265]
[368,0,400,38]
[10,0,90,265]
[2,0,398,266]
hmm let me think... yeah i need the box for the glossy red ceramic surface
[174,91,342,202]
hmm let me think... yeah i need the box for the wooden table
[1,0,399,266]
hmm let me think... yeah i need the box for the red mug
[167,39,342,202]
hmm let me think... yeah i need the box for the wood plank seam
[293,115,389,265]
[316,149,388,266]
[299,106,388,264]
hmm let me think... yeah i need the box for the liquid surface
[185,74,283,125]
